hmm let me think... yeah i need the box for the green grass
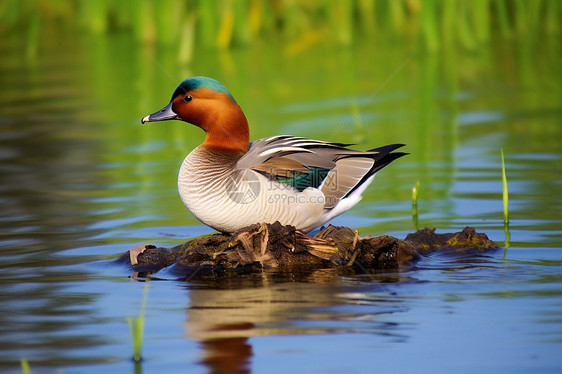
[127,281,150,362]
[2,0,559,56]
[21,358,30,374]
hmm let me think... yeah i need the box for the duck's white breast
[178,147,325,233]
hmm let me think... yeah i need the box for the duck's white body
[179,146,326,233]
[178,136,404,233]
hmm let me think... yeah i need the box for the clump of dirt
[118,222,498,277]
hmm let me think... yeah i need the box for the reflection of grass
[127,281,150,362]
[3,0,559,55]
[501,149,510,254]
[412,181,419,207]
[501,149,509,224]
[412,181,419,229]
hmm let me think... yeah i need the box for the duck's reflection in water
[199,331,253,374]
[183,269,410,373]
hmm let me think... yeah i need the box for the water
[0,32,561,373]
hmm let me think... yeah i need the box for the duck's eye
[184,95,193,102]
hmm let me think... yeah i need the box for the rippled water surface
[1,33,561,373]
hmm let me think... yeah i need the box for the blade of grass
[127,280,150,362]
[21,358,30,374]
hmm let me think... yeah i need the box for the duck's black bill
[141,102,178,124]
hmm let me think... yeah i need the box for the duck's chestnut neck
[200,102,249,155]
[171,89,250,155]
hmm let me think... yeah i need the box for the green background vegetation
[2,0,560,61]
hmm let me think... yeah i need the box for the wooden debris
[128,244,154,266]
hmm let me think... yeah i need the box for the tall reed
[501,149,509,224]
[3,0,559,56]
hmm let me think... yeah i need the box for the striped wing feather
[237,136,406,208]
[320,157,374,208]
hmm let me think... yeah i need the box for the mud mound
[118,223,498,277]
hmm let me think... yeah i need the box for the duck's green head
[141,77,237,126]
[170,76,236,103]
[141,76,249,153]
[141,76,237,124]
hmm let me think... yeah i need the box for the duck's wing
[237,136,406,208]
[237,136,343,190]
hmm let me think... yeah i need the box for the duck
[141,76,406,233]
